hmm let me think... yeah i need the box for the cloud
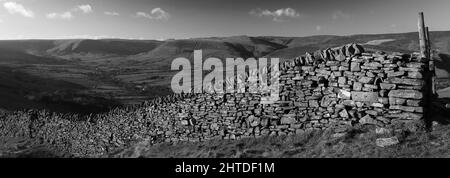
[46,12,73,20]
[316,25,321,31]
[3,2,34,18]
[136,8,170,20]
[104,11,120,16]
[250,8,301,22]
[51,35,149,40]
[77,4,92,14]
[332,10,350,20]
[46,4,93,20]
[58,35,119,39]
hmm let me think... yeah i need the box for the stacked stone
[143,43,427,141]
[274,45,426,133]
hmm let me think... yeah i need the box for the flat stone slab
[388,90,423,99]
[337,89,351,99]
[385,112,423,120]
[351,91,378,102]
[380,83,396,90]
[387,78,424,86]
[376,137,399,147]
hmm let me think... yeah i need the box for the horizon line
[0,30,449,41]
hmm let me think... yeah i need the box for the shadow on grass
[436,53,450,75]
[10,148,62,158]
[430,98,450,126]
[0,138,67,158]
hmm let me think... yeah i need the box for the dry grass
[113,124,450,158]
[0,137,66,158]
[2,119,450,158]
[3,124,450,158]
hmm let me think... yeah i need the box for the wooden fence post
[426,27,431,60]
[418,12,428,59]
[419,12,434,129]
[426,27,437,96]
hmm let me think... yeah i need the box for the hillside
[1,31,450,113]
[0,39,163,56]
[0,41,450,158]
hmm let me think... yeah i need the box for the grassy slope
[0,137,66,158]
[111,124,450,158]
[0,66,118,113]
[2,124,449,158]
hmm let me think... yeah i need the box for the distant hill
[0,39,163,61]
[0,31,447,58]
[130,36,287,67]
[0,48,66,64]
[3,31,449,74]
[47,39,163,56]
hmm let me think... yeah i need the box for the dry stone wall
[142,44,428,142]
[0,44,431,157]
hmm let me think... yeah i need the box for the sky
[0,0,449,40]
